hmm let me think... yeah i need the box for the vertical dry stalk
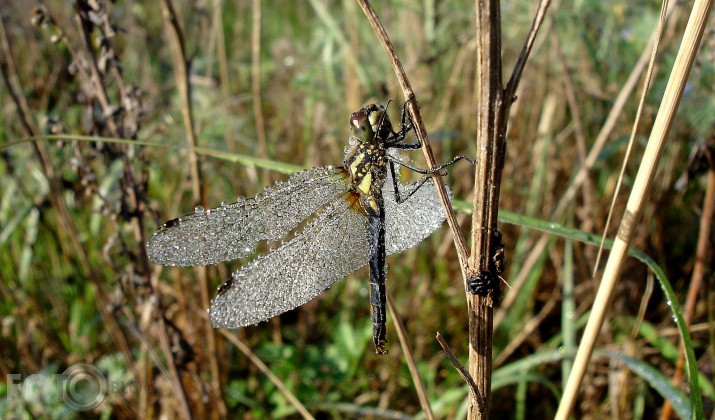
[251,0,269,178]
[468,0,549,416]
[468,1,503,417]
[159,0,204,204]
[159,1,225,417]
[555,0,713,416]
[358,0,548,417]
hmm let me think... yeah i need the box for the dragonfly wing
[147,166,349,266]
[384,172,451,256]
[209,194,370,328]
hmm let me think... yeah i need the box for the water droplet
[194,205,205,213]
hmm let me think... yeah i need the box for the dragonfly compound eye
[350,108,372,136]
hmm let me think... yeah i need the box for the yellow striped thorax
[343,104,394,216]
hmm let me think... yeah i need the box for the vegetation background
[0,0,712,418]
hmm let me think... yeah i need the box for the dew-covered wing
[147,166,349,267]
[384,173,451,255]
[209,195,370,328]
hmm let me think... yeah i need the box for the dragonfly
[147,103,468,354]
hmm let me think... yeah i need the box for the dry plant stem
[213,0,235,151]
[387,294,434,420]
[661,168,715,419]
[76,16,119,137]
[219,331,315,420]
[159,0,204,204]
[155,317,192,419]
[554,0,713,416]
[469,3,502,414]
[159,1,225,417]
[251,0,269,177]
[469,0,550,416]
[436,333,483,411]
[358,0,548,416]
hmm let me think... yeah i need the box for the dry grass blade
[387,293,434,420]
[219,330,315,420]
[594,0,669,274]
[159,1,224,416]
[555,0,714,417]
[159,0,204,203]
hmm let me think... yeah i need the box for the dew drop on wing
[146,166,350,268]
[194,205,205,213]
[383,171,451,256]
[209,196,370,329]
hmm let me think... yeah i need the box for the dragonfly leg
[387,155,475,204]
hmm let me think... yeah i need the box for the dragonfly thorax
[344,140,387,216]
[343,104,398,216]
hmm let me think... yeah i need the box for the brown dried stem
[159,1,224,417]
[468,0,550,417]
[357,0,549,417]
[220,330,315,420]
[387,293,434,419]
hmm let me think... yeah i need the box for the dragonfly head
[349,104,394,144]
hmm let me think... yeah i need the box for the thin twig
[159,0,204,204]
[435,333,484,412]
[503,0,551,103]
[159,1,224,417]
[469,1,550,418]
[251,0,269,182]
[387,293,434,420]
[220,330,315,420]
